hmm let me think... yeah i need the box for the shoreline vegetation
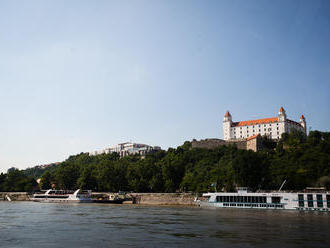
[0,131,329,196]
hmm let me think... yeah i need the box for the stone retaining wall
[130,193,199,206]
[0,192,30,201]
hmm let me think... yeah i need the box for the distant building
[89,142,161,157]
[192,134,262,152]
[223,107,306,141]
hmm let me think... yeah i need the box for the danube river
[0,202,329,248]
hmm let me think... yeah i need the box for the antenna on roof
[278,180,286,192]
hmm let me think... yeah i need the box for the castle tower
[278,106,286,122]
[223,111,232,140]
[300,114,307,134]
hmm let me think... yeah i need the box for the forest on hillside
[1,130,329,192]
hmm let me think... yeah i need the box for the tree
[40,171,53,189]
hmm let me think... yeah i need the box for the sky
[0,0,329,172]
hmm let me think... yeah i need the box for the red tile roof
[279,106,285,112]
[224,111,231,117]
[300,115,305,120]
[247,134,260,141]
[232,117,279,127]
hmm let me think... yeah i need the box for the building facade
[223,107,306,141]
[89,142,161,157]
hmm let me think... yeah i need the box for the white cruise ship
[31,189,92,203]
[198,188,330,211]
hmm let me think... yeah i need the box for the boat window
[327,195,330,208]
[316,195,323,208]
[298,194,304,207]
[271,197,281,203]
[307,194,314,207]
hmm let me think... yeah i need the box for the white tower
[300,115,307,135]
[223,111,232,140]
[278,106,286,122]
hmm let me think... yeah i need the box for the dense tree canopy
[0,168,38,192]
[1,130,329,193]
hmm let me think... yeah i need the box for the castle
[192,107,306,152]
[223,107,306,141]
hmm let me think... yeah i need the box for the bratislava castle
[223,107,306,141]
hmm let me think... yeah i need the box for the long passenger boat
[198,188,330,211]
[31,189,92,203]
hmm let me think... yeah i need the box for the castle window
[277,127,279,130]
[259,129,261,132]
[264,128,266,131]
[277,132,279,135]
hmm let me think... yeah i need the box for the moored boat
[31,189,92,203]
[198,187,330,211]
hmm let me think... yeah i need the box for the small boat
[31,189,92,203]
[198,187,330,211]
[92,194,125,204]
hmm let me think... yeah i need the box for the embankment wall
[130,193,199,206]
[0,192,30,201]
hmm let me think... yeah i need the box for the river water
[0,202,329,248]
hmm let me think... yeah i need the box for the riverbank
[0,192,202,206]
[0,192,29,201]
[130,193,199,206]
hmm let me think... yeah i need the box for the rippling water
[0,202,329,247]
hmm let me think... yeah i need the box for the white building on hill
[89,142,161,157]
[223,107,306,141]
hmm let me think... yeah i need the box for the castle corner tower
[300,115,307,134]
[223,111,232,140]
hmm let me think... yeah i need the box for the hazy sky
[0,0,329,172]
